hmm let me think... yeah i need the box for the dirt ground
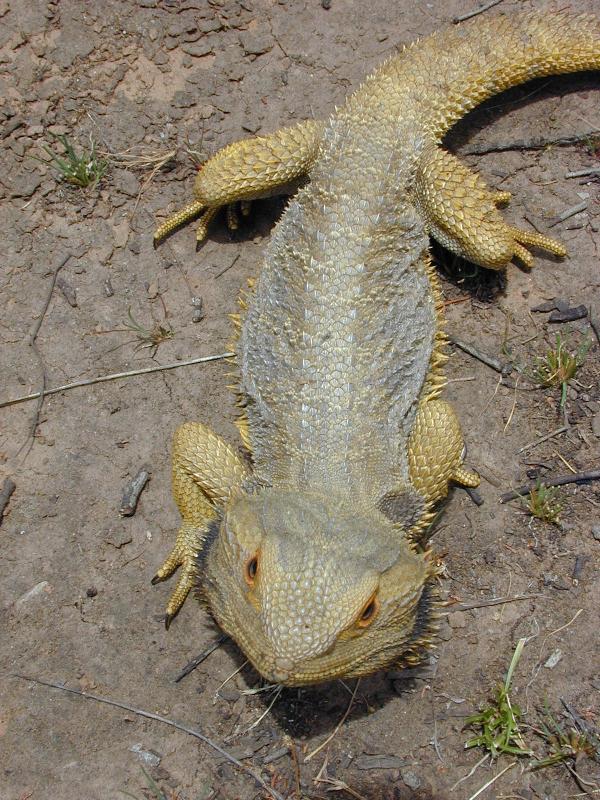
[1,1,599,798]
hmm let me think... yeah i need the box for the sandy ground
[1,1,599,798]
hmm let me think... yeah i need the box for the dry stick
[449,336,505,374]
[174,634,229,683]
[305,679,360,762]
[500,469,600,503]
[18,253,72,458]
[0,478,16,523]
[548,200,589,228]
[565,168,600,179]
[589,305,600,346]
[517,426,568,454]
[560,698,599,742]
[214,253,240,279]
[461,130,600,157]
[16,675,285,800]
[452,0,503,24]
[446,594,540,613]
[466,761,517,800]
[0,352,235,409]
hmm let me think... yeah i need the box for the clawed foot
[153,199,254,249]
[505,224,567,268]
[151,522,204,628]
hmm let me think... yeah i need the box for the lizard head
[201,488,437,686]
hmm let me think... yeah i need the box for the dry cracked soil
[1,1,599,799]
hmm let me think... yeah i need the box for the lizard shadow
[217,635,437,738]
[444,72,599,154]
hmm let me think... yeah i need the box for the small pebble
[543,648,562,669]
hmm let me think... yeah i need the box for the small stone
[15,581,51,609]
[129,744,161,767]
[218,687,241,702]
[400,769,421,790]
[104,529,133,549]
[543,649,562,669]
[239,30,273,56]
[181,40,214,58]
[112,169,141,198]
[86,587,98,598]
[171,90,196,108]
[56,276,77,307]
[6,170,42,198]
[355,754,408,770]
[592,524,600,541]
[591,414,600,437]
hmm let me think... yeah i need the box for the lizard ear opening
[376,487,426,528]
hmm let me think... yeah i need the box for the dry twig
[174,635,229,683]
[453,0,503,24]
[447,594,540,613]
[305,679,360,762]
[461,130,600,157]
[0,478,16,524]
[16,674,285,800]
[1,352,234,409]
[19,254,72,458]
[449,336,507,374]
[500,469,600,503]
[119,469,151,517]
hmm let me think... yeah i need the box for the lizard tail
[421,11,600,141]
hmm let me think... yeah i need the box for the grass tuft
[464,638,532,759]
[524,481,563,525]
[36,132,108,189]
[530,706,595,769]
[534,333,589,409]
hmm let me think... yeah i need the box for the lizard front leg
[154,119,324,246]
[153,422,250,626]
[414,144,566,269]
[408,398,479,507]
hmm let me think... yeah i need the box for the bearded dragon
[152,12,600,686]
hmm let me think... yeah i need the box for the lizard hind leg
[414,144,566,270]
[153,119,324,247]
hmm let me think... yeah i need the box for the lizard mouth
[221,577,440,687]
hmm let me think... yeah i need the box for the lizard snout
[270,655,295,683]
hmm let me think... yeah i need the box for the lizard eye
[357,594,380,627]
[244,554,259,586]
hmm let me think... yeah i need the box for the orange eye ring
[357,594,380,627]
[244,554,259,586]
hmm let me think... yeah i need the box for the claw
[493,190,512,207]
[196,206,219,245]
[226,203,240,231]
[509,225,567,267]
[154,200,205,246]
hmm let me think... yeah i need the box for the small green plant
[36,132,108,188]
[123,308,174,357]
[525,481,563,525]
[530,707,595,769]
[534,333,589,409]
[464,639,533,758]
